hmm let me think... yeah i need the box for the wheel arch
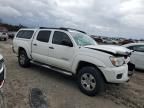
[76,61,107,83]
[18,47,31,59]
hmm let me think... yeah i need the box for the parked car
[92,37,103,43]
[13,27,132,96]
[120,39,134,45]
[103,39,118,44]
[111,40,119,44]
[0,54,6,88]
[123,43,144,70]
[103,39,112,44]
[0,32,8,41]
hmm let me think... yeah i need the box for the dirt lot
[0,40,144,108]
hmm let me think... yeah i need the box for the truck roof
[19,27,87,34]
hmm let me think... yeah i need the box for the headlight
[110,56,125,67]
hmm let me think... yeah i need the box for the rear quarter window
[16,30,34,39]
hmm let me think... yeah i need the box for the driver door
[48,31,75,71]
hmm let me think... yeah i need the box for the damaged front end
[85,45,135,77]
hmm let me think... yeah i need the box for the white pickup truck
[13,27,133,96]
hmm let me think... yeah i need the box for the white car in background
[0,32,8,41]
[123,43,144,70]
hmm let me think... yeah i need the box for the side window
[37,30,51,42]
[52,31,72,46]
[16,30,34,39]
[133,45,144,52]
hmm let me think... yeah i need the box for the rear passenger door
[32,30,52,64]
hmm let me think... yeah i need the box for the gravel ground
[0,39,144,108]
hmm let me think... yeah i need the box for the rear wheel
[18,50,30,67]
[77,66,105,96]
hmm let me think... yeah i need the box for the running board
[31,61,72,76]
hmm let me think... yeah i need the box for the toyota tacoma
[13,27,133,96]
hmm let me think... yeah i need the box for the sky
[0,0,144,39]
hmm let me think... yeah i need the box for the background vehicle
[102,39,118,44]
[123,43,144,70]
[103,39,113,44]
[120,39,134,45]
[91,36,103,43]
[13,27,132,96]
[0,32,8,41]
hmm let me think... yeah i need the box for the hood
[84,45,131,56]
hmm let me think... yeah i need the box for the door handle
[49,46,54,49]
[33,43,37,46]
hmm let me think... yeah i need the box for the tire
[18,50,30,67]
[77,66,105,96]
[4,38,7,41]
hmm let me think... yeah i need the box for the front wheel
[18,50,30,67]
[77,66,105,96]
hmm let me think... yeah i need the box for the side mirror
[61,40,73,47]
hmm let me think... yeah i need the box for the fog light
[117,73,123,79]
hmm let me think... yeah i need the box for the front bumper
[99,64,129,83]
[0,36,7,39]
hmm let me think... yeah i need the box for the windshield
[70,31,97,46]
